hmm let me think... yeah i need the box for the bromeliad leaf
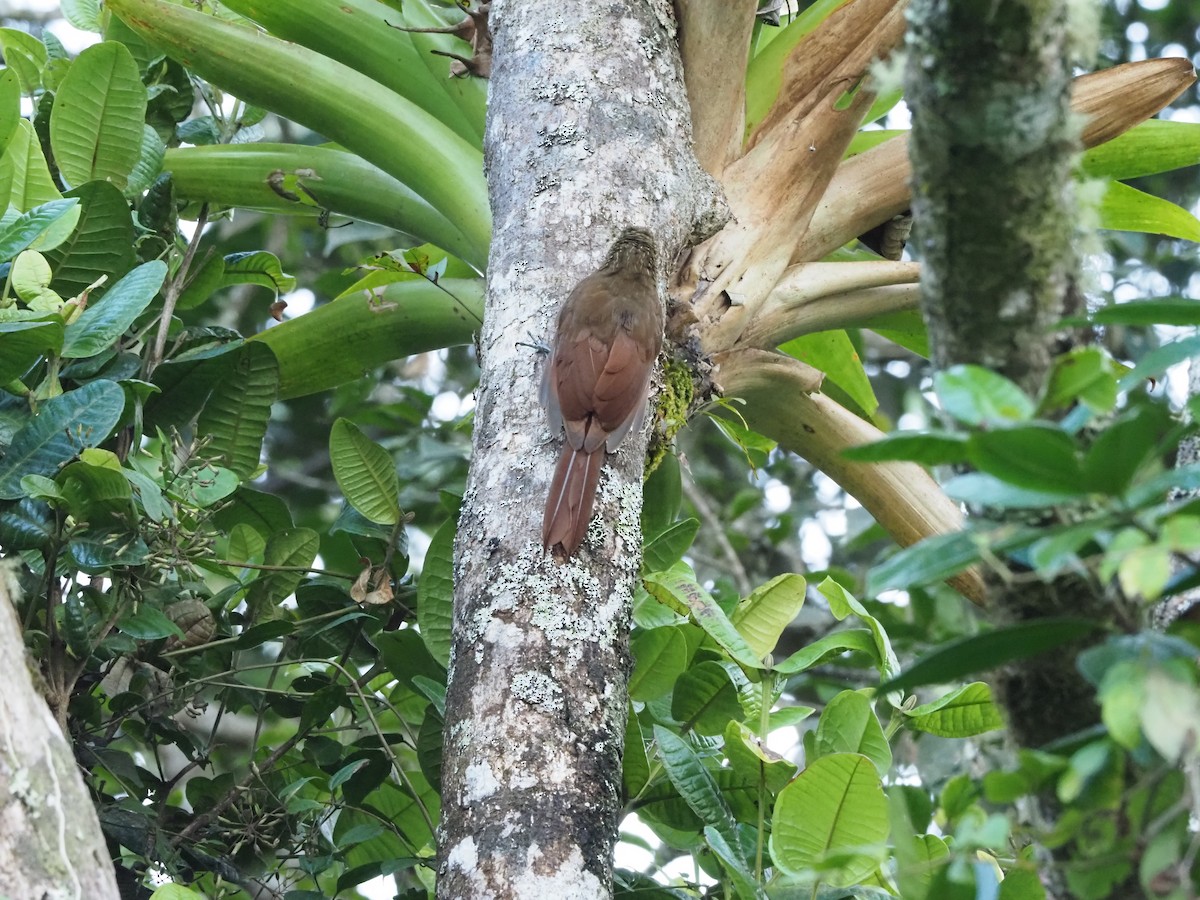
[330,418,400,526]
[0,379,126,499]
[1099,180,1200,242]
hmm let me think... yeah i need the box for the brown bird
[541,227,663,556]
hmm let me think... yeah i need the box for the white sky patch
[799,519,832,569]
[280,287,315,319]
[763,478,791,513]
[47,18,98,54]
[431,390,463,422]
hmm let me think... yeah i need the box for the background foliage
[0,0,1198,898]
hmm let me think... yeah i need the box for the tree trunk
[436,2,723,897]
[0,573,120,900]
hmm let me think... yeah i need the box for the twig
[145,204,210,379]
[681,476,753,597]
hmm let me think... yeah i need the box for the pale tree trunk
[436,2,724,897]
[0,571,120,900]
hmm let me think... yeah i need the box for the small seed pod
[164,598,216,650]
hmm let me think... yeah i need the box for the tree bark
[0,571,120,900]
[436,2,723,897]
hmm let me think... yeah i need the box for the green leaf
[148,884,206,900]
[781,330,878,416]
[943,472,1085,509]
[11,250,59,309]
[118,604,185,641]
[0,319,62,383]
[1091,298,1200,327]
[705,825,767,900]
[643,562,764,670]
[642,452,682,539]
[50,41,147,190]
[46,180,137,299]
[417,517,455,668]
[966,424,1086,494]
[905,682,1004,738]
[61,260,167,358]
[868,529,988,595]
[818,578,900,684]
[770,753,888,886]
[0,68,21,154]
[731,573,806,660]
[0,28,47,95]
[196,342,279,478]
[877,618,1103,695]
[1081,119,1200,181]
[245,527,319,616]
[1082,402,1170,496]
[623,710,651,799]
[124,124,166,197]
[0,198,80,262]
[934,365,1034,426]
[330,418,400,526]
[867,308,929,358]
[642,517,700,572]
[671,661,744,736]
[814,691,892,777]
[653,725,739,846]
[774,628,878,675]
[62,0,103,32]
[0,119,62,211]
[1040,347,1118,415]
[630,626,689,702]
[841,431,967,466]
[1099,180,1200,242]
[218,250,297,296]
[0,380,125,499]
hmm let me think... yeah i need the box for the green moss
[645,356,693,477]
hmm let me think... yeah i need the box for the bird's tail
[542,445,604,556]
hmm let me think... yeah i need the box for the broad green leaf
[867,308,930,358]
[841,431,967,466]
[644,562,763,670]
[226,522,265,564]
[124,124,166,197]
[62,0,103,32]
[329,418,400,526]
[868,527,1019,596]
[1082,402,1170,496]
[0,379,125,499]
[0,198,80,262]
[724,720,797,794]
[0,28,47,95]
[46,180,137,299]
[934,365,1034,426]
[642,518,699,573]
[814,691,892,777]
[1119,334,1200,394]
[771,753,888,886]
[876,618,1103,695]
[196,342,279,477]
[704,825,767,900]
[0,68,20,153]
[175,252,225,311]
[905,682,1004,738]
[782,330,878,416]
[118,604,184,640]
[61,260,167,358]
[671,661,744,736]
[818,578,900,684]
[0,319,63,383]
[50,41,147,190]
[642,452,682,539]
[148,886,206,900]
[653,725,739,846]
[1091,298,1200,327]
[0,119,61,211]
[417,517,455,667]
[623,710,651,799]
[211,485,293,539]
[731,573,806,660]
[246,527,319,616]
[1081,119,1200,181]
[774,628,878,675]
[219,250,297,296]
[1099,180,1200,242]
[1141,665,1200,762]
[630,626,689,702]
[966,424,1086,494]
[1040,346,1118,415]
[943,472,1086,509]
[11,250,59,309]
[175,462,238,508]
